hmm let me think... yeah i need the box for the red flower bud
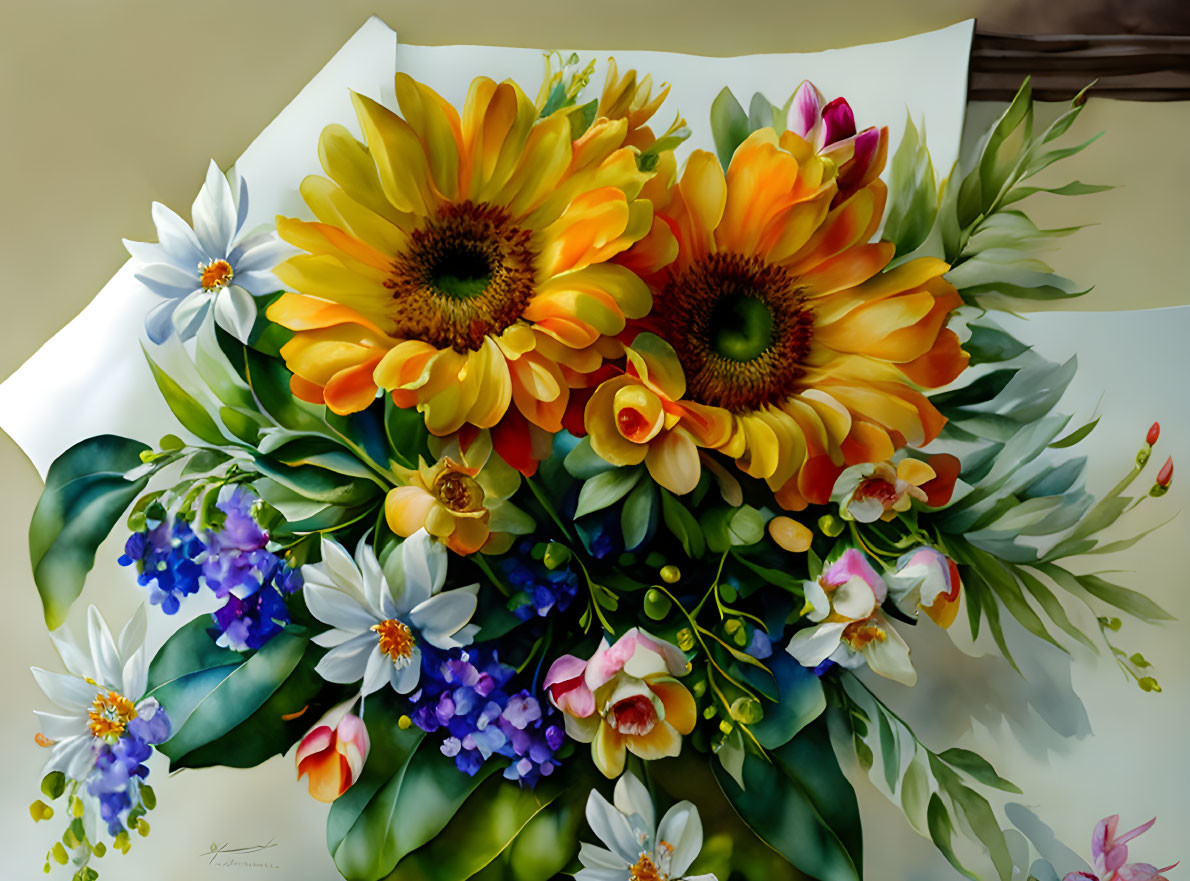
[1157,457,1174,488]
[1147,422,1160,446]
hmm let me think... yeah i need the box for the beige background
[1,1,1188,879]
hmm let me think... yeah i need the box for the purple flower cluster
[409,647,564,786]
[118,487,301,651]
[501,545,579,622]
[86,704,171,836]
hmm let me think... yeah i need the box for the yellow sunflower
[633,128,968,509]
[266,72,663,467]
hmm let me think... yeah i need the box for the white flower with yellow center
[577,772,716,881]
[304,530,479,696]
[125,159,291,344]
[31,606,163,779]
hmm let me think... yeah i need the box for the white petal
[117,606,148,661]
[150,201,207,265]
[577,842,627,871]
[192,159,236,257]
[32,668,99,712]
[314,633,376,685]
[312,627,363,648]
[802,578,831,623]
[585,790,643,865]
[354,536,389,620]
[575,867,628,881]
[304,583,377,634]
[786,622,847,668]
[409,589,477,649]
[317,537,365,594]
[122,650,148,702]
[136,260,200,290]
[832,577,877,621]
[213,285,257,344]
[232,234,294,273]
[658,802,703,877]
[145,298,183,344]
[361,645,392,696]
[234,173,250,234]
[123,238,167,266]
[43,735,96,779]
[172,292,212,341]
[34,711,87,742]
[863,620,917,686]
[234,268,284,297]
[48,627,91,680]
[393,530,445,613]
[392,648,422,694]
[613,772,655,836]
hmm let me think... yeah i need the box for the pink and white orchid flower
[544,628,695,778]
[786,80,888,205]
[888,546,962,629]
[786,549,916,686]
[1063,815,1178,881]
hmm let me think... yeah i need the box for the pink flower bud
[296,703,370,803]
[1147,422,1161,445]
[1157,457,1174,488]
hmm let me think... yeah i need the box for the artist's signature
[202,839,281,870]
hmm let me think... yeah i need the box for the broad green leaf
[660,488,706,558]
[620,478,656,550]
[927,794,980,881]
[574,466,642,519]
[962,324,1031,366]
[901,755,931,834]
[562,436,616,480]
[332,729,501,881]
[30,435,152,629]
[146,616,242,691]
[710,87,750,169]
[937,748,1022,794]
[1076,572,1174,622]
[883,112,938,257]
[174,644,329,769]
[748,652,826,749]
[153,630,307,766]
[715,721,862,881]
[383,397,430,470]
[143,349,227,445]
[1014,567,1097,652]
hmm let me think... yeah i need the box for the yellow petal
[394,73,462,200]
[351,92,435,215]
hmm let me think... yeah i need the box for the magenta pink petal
[821,96,857,143]
[789,80,823,138]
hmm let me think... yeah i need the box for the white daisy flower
[304,530,480,696]
[125,159,292,344]
[577,772,716,881]
[31,605,165,780]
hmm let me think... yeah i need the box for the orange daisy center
[88,690,138,740]
[842,618,887,651]
[384,201,537,353]
[200,258,235,292]
[660,252,814,413]
[372,619,416,666]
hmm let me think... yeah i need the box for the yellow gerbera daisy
[266,72,662,469]
[633,128,968,509]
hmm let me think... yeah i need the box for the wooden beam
[971,33,1190,101]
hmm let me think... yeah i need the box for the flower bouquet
[20,33,1179,881]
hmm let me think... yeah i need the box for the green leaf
[1014,567,1097,652]
[146,617,242,692]
[1001,180,1112,206]
[1049,416,1099,448]
[173,644,328,769]
[710,87,750,169]
[30,435,152,629]
[383,396,430,470]
[620,479,656,550]
[937,748,1022,794]
[331,722,501,881]
[748,652,826,750]
[963,325,1031,365]
[153,631,307,766]
[574,467,642,519]
[660,488,706,558]
[562,436,616,480]
[715,720,862,881]
[883,112,938,257]
[1077,572,1174,622]
[927,795,980,881]
[387,773,576,881]
[143,349,227,445]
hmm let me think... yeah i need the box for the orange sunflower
[266,72,665,469]
[629,128,967,508]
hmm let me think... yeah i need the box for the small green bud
[702,705,717,720]
[137,818,150,837]
[543,542,571,570]
[676,627,695,652]
[718,719,734,736]
[92,841,106,858]
[51,843,68,865]
[1136,447,1152,467]
[1129,653,1151,669]
[1138,676,1162,693]
[397,715,412,730]
[643,588,672,620]
[817,514,845,537]
[717,581,738,603]
[691,678,707,698]
[644,551,667,569]
[29,800,53,822]
[660,565,681,584]
[40,771,66,800]
[140,784,156,811]
[71,797,85,818]
[530,542,547,561]
[159,434,185,451]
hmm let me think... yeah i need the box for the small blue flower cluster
[118,487,301,651]
[86,703,171,836]
[410,647,564,786]
[501,545,579,622]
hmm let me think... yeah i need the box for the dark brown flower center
[659,253,813,413]
[384,201,537,352]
